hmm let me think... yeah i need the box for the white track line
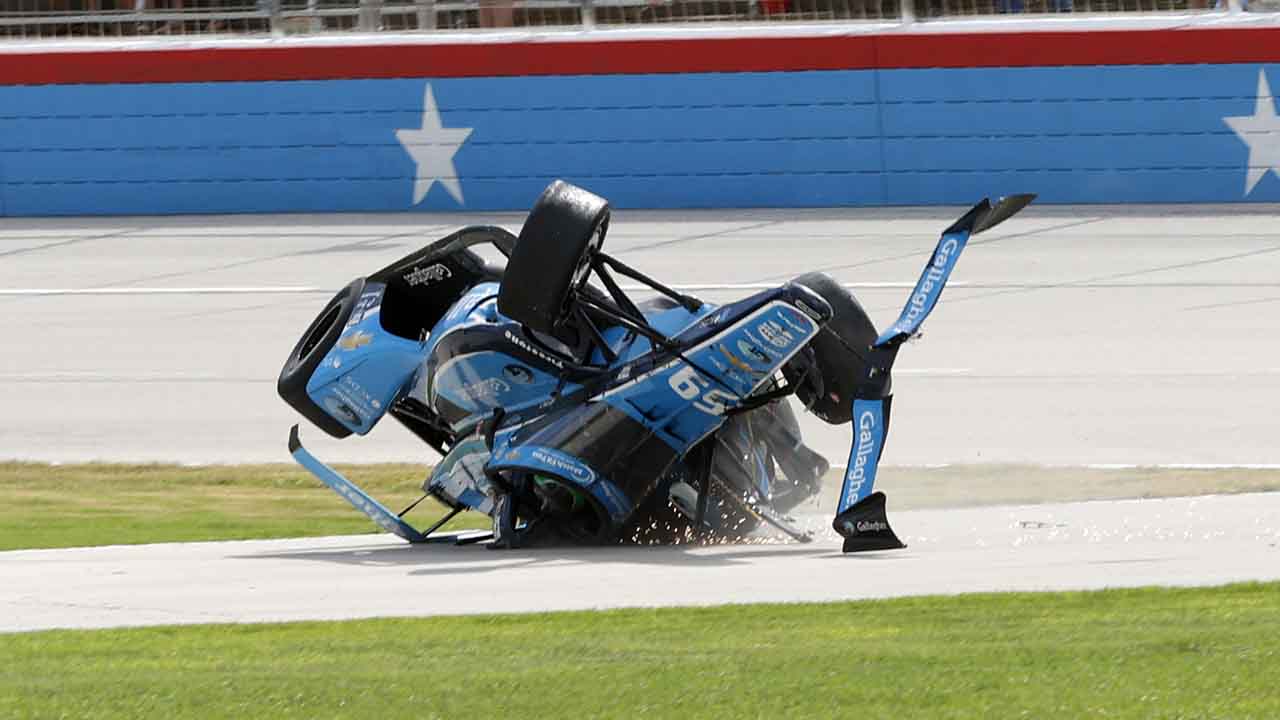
[0,371,261,382]
[0,286,326,296]
[3,281,1274,296]
[831,463,1280,471]
[4,283,914,297]
[1078,463,1280,470]
[10,278,1280,294]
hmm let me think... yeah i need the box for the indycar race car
[279,181,1033,552]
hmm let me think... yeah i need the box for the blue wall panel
[881,135,1239,171]
[879,99,1241,136]
[1,63,1278,214]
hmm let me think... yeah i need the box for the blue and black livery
[279,181,1034,552]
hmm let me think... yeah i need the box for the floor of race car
[2,205,1279,632]
[4,492,1278,633]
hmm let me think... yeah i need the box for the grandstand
[0,0,1269,38]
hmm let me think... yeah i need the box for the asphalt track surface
[3,205,1280,631]
[5,492,1278,633]
[4,204,1280,466]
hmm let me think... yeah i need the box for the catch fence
[0,0,1272,38]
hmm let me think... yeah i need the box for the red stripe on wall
[875,28,1280,68]
[4,27,1279,85]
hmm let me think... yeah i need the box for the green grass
[2,583,1278,719]
[0,462,487,551]
[5,462,1279,552]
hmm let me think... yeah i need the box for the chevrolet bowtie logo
[719,345,753,374]
[338,331,373,351]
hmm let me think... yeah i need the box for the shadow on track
[233,537,901,577]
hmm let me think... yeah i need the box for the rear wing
[834,194,1035,553]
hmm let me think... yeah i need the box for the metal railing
[0,0,1270,38]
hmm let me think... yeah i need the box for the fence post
[416,0,437,29]
[899,0,916,24]
[359,0,384,30]
[265,0,283,36]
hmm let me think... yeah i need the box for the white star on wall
[1224,69,1280,197]
[395,85,473,207]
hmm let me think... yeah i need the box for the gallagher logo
[899,237,959,330]
[843,410,878,506]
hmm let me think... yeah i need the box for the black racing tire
[277,278,366,438]
[788,272,879,425]
[497,180,610,336]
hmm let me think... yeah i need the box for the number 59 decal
[668,366,736,416]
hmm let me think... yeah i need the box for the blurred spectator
[130,0,186,33]
[479,0,514,25]
[85,0,138,10]
[997,0,1071,11]
[14,0,1271,39]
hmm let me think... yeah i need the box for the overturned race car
[279,181,1034,552]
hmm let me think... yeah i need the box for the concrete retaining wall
[2,26,1278,214]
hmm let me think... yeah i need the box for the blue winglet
[833,397,904,553]
[874,228,971,348]
[837,396,890,512]
[288,425,427,543]
[874,193,1035,349]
